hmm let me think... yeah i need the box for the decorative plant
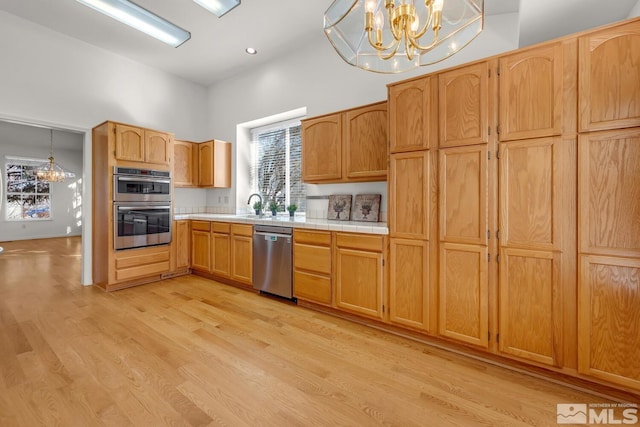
[286,204,297,217]
[268,200,279,215]
[252,201,263,211]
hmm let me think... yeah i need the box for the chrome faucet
[247,193,263,215]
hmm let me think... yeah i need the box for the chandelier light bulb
[374,11,384,30]
[365,0,377,13]
[433,0,444,12]
[411,14,420,32]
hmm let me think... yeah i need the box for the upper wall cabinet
[579,20,640,132]
[302,113,343,182]
[499,43,567,141]
[302,101,387,183]
[174,140,198,187]
[115,123,171,166]
[389,77,433,152]
[198,140,232,188]
[439,62,489,148]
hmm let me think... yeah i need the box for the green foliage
[268,200,279,212]
[252,201,263,210]
[286,204,297,213]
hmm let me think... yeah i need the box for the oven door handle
[116,176,171,184]
[117,206,171,211]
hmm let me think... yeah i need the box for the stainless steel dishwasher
[253,225,294,300]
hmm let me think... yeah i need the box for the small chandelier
[34,130,76,183]
[324,0,484,73]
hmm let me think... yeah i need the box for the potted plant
[268,200,279,216]
[252,201,262,216]
[286,204,297,217]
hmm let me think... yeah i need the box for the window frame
[4,156,53,221]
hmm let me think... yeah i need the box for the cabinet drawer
[115,250,169,269]
[191,221,211,232]
[294,230,331,246]
[294,271,331,305]
[212,222,230,234]
[335,233,384,252]
[294,244,331,274]
[231,223,253,237]
[115,261,170,281]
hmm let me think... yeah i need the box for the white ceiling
[0,0,637,87]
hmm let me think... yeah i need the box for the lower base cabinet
[335,233,385,320]
[170,220,190,273]
[231,224,253,285]
[293,230,332,305]
[211,222,231,278]
[191,221,211,272]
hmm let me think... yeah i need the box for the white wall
[0,11,210,284]
[205,14,520,213]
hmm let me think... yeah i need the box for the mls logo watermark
[557,403,639,425]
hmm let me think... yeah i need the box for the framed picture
[352,194,381,222]
[328,194,352,221]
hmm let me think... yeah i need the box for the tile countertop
[174,214,389,235]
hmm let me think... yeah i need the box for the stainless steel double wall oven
[113,167,172,250]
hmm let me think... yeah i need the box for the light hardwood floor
[0,237,623,426]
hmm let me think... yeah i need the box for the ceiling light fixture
[76,0,191,47]
[245,47,257,55]
[324,0,484,73]
[34,130,76,183]
[192,0,241,18]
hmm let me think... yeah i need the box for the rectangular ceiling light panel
[192,0,241,17]
[76,0,191,47]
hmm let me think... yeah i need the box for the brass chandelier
[324,0,484,73]
[34,130,76,183]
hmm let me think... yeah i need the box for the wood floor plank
[0,237,631,426]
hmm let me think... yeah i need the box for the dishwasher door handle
[254,231,291,239]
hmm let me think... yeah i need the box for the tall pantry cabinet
[386,17,640,393]
[576,20,640,390]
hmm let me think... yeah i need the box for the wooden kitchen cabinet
[191,221,211,272]
[293,230,332,305]
[439,62,490,148]
[302,101,388,183]
[389,238,430,331]
[388,77,434,152]
[170,220,190,273]
[497,137,576,367]
[174,140,198,187]
[335,233,385,320]
[211,222,231,278]
[344,102,388,180]
[230,224,253,285]
[198,140,232,188]
[389,151,430,239]
[114,123,172,165]
[579,20,640,132]
[578,255,640,390]
[439,145,488,245]
[498,43,567,141]
[114,245,170,283]
[301,112,342,182]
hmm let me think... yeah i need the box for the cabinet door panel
[174,141,196,187]
[579,128,640,257]
[345,103,388,179]
[145,130,171,165]
[578,255,640,389]
[389,151,429,239]
[439,62,489,147]
[174,220,190,269]
[439,146,488,245]
[294,244,331,275]
[302,114,342,181]
[212,233,230,277]
[389,77,431,152]
[499,43,563,141]
[191,230,211,272]
[439,243,488,348]
[231,235,253,285]
[294,271,331,305]
[500,138,563,250]
[335,248,383,319]
[115,124,144,162]
[389,239,429,331]
[198,141,214,186]
[579,22,640,131]
[499,248,560,366]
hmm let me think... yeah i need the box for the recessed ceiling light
[245,47,257,55]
